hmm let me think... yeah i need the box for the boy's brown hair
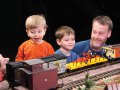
[55,26,75,40]
[25,14,48,30]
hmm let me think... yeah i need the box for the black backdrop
[0,0,120,61]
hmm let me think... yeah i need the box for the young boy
[55,26,79,63]
[16,14,54,61]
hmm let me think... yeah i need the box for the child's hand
[0,54,9,73]
[3,58,9,64]
[0,54,9,64]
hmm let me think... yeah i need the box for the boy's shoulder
[19,39,31,47]
[21,39,31,45]
[55,49,61,54]
[42,40,52,46]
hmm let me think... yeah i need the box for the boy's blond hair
[25,14,47,30]
[55,26,75,40]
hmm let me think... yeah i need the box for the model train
[6,44,120,90]
[66,54,108,70]
[6,54,67,90]
[67,44,120,70]
[103,44,120,59]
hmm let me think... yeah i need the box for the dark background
[0,0,120,61]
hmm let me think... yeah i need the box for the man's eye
[93,31,96,34]
[99,32,104,35]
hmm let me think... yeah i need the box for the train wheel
[108,56,113,62]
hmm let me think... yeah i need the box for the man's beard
[91,38,106,51]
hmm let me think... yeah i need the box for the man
[73,15,113,57]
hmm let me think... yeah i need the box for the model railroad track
[57,67,120,90]
[58,59,120,78]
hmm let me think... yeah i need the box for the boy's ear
[44,29,47,32]
[26,30,28,34]
[43,29,47,36]
[44,29,46,35]
[56,39,61,46]
[26,30,30,37]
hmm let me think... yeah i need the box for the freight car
[102,44,120,59]
[66,43,120,70]
[6,54,67,90]
[66,52,108,70]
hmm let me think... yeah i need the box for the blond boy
[16,14,54,61]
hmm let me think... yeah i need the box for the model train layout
[6,44,120,90]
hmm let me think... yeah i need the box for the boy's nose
[34,33,39,36]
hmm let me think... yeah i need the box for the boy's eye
[64,39,68,41]
[72,39,75,41]
[30,31,35,33]
[38,31,42,33]
[31,32,34,34]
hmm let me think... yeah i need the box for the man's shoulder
[72,39,90,56]
[70,51,79,57]
[75,39,90,47]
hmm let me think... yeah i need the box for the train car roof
[40,54,67,63]
[103,44,120,50]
